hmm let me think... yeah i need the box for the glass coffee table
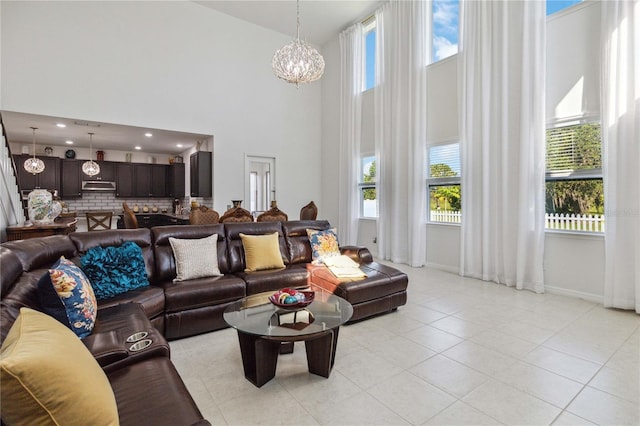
[223,290,353,387]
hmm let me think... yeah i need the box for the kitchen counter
[117,212,190,229]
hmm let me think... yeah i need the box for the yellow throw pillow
[240,232,285,272]
[0,308,119,425]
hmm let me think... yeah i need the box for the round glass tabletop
[223,290,353,338]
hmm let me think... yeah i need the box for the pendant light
[82,132,100,177]
[272,0,325,87]
[23,127,45,175]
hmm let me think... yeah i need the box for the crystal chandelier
[23,127,45,175]
[82,132,101,177]
[272,0,325,87]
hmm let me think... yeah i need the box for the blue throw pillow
[80,242,149,300]
[37,256,98,339]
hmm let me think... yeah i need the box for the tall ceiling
[195,0,383,46]
[1,1,382,154]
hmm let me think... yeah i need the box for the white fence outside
[545,212,605,232]
[429,210,605,232]
[429,210,462,223]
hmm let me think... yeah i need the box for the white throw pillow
[169,234,222,281]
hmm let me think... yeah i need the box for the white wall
[321,1,605,301]
[0,1,322,218]
[320,36,341,226]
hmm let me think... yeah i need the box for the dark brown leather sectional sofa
[0,220,408,425]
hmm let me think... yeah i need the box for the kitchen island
[117,212,190,229]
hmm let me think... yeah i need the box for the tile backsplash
[62,193,212,215]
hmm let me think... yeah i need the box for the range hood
[82,180,116,191]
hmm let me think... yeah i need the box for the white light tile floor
[171,263,640,425]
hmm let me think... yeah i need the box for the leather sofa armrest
[340,245,374,263]
[83,330,128,368]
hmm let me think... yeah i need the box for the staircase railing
[0,114,26,241]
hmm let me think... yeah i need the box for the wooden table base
[236,328,340,387]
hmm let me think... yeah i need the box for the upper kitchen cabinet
[115,163,134,197]
[82,161,115,182]
[61,160,117,199]
[13,154,60,193]
[61,159,82,199]
[190,151,212,197]
[167,163,185,198]
[133,164,167,197]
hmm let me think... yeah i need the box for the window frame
[363,18,376,92]
[430,0,460,64]
[359,154,378,218]
[427,140,461,224]
[544,117,604,233]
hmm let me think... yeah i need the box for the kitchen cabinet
[61,160,117,199]
[61,160,83,199]
[190,151,212,197]
[82,161,115,182]
[133,164,167,197]
[115,163,134,197]
[167,163,185,198]
[14,154,60,193]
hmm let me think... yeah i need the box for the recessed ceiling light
[144,132,152,137]
[134,146,142,150]
[56,123,66,128]
[65,140,74,145]
[176,144,183,148]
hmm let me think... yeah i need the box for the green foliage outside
[363,161,376,200]
[430,164,460,211]
[546,123,604,215]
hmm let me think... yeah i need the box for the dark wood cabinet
[151,165,167,197]
[133,164,167,197]
[60,160,117,199]
[115,163,134,197]
[81,161,115,182]
[14,155,60,192]
[167,163,185,198]
[133,164,151,197]
[190,151,212,197]
[61,160,83,198]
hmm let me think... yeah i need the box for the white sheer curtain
[338,23,364,245]
[374,0,428,267]
[458,0,546,292]
[602,0,640,312]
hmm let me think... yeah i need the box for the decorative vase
[27,189,62,225]
[151,205,158,213]
[133,204,139,213]
[96,150,105,161]
[142,205,149,213]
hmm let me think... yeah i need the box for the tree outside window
[545,122,604,232]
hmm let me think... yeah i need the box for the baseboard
[544,285,603,304]
[425,262,459,275]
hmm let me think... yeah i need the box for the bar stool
[86,211,113,231]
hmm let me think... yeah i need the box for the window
[428,143,461,223]
[546,0,582,16]
[545,121,604,232]
[432,0,459,63]
[360,155,377,217]
[364,20,376,91]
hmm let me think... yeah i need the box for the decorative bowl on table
[269,289,314,309]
